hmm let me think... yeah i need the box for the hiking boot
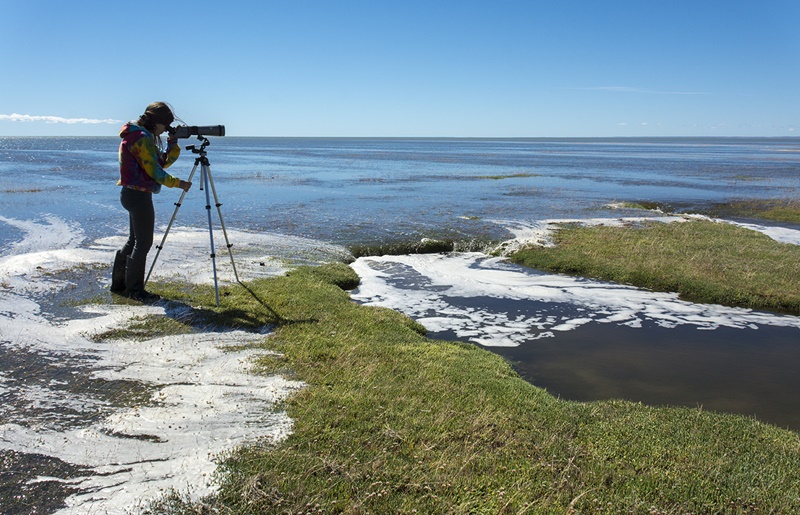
[110,251,127,293]
[124,255,160,303]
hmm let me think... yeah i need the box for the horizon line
[2,134,799,139]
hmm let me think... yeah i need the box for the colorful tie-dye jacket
[118,123,181,193]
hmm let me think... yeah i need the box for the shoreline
[2,202,800,512]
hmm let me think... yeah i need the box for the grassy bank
[613,198,800,224]
[510,218,800,315]
[704,199,800,224]
[139,263,800,514]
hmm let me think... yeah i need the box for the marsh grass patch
[607,201,673,212]
[705,198,800,224]
[349,237,497,258]
[510,218,800,315]
[91,314,195,342]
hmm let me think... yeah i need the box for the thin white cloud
[576,86,709,95]
[0,113,122,124]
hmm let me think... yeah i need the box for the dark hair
[136,102,175,133]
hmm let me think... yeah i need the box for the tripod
[145,135,241,306]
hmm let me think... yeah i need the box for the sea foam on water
[0,216,309,512]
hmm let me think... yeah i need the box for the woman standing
[111,102,192,302]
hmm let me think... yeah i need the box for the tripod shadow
[235,280,318,327]
[154,280,317,334]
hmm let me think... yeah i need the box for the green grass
[91,314,195,341]
[510,219,800,315]
[609,201,672,212]
[349,238,496,258]
[139,262,800,514]
[349,238,456,258]
[608,197,800,224]
[706,199,800,224]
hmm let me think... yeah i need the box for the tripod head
[186,135,211,155]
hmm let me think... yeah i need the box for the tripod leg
[202,163,221,306]
[204,165,242,284]
[145,162,199,287]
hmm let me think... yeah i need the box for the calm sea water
[2,136,800,511]
[2,136,800,249]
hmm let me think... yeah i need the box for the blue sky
[1,0,798,137]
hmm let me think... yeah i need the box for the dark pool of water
[488,321,800,431]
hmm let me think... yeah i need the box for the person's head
[136,102,175,136]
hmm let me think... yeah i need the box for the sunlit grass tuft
[91,314,195,342]
[510,219,800,315]
[693,198,800,224]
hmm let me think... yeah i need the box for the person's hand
[179,180,192,192]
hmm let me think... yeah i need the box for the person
[111,102,192,302]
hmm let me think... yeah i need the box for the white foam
[351,217,800,347]
[0,215,85,256]
[0,215,314,512]
[0,330,302,514]
[727,220,800,245]
[95,225,353,288]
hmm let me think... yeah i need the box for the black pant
[119,187,154,290]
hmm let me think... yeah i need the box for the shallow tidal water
[495,322,800,429]
[2,136,800,512]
